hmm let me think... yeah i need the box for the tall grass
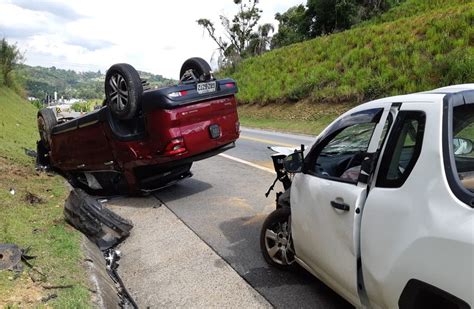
[0,87,90,307]
[225,1,473,105]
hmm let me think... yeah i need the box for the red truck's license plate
[197,81,217,94]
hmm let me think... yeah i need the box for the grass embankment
[230,0,473,134]
[0,87,90,307]
[238,101,352,135]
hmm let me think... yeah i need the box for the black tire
[37,108,57,150]
[179,57,212,81]
[260,207,296,270]
[105,63,143,120]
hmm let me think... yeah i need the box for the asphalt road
[150,128,353,308]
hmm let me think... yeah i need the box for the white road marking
[218,153,276,175]
[239,135,297,148]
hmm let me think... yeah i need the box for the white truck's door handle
[331,200,350,211]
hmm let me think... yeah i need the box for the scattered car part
[23,147,37,158]
[0,244,22,271]
[65,189,137,307]
[0,244,36,272]
[105,63,143,120]
[64,188,133,250]
[104,248,138,309]
[41,293,58,303]
[24,192,44,205]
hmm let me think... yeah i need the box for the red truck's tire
[37,108,57,150]
[180,57,212,81]
[260,207,296,270]
[105,63,143,120]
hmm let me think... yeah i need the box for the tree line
[198,0,403,66]
[0,38,24,92]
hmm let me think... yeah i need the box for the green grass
[238,101,352,135]
[240,116,330,135]
[0,87,90,307]
[225,0,473,106]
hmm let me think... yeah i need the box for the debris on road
[24,192,44,205]
[42,284,73,290]
[23,147,37,158]
[64,188,137,308]
[0,244,37,273]
[0,244,22,271]
[105,248,138,309]
[41,293,58,303]
[64,189,133,250]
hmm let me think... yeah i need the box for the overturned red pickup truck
[37,58,240,195]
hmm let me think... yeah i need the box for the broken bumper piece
[64,189,133,250]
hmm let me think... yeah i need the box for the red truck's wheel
[37,108,57,150]
[105,63,143,120]
[180,57,212,82]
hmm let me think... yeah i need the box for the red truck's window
[452,105,474,192]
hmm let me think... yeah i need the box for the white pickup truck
[260,84,474,309]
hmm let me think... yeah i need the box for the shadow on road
[154,178,213,203]
[218,215,353,309]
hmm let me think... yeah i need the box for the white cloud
[0,0,304,78]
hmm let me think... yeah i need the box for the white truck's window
[313,122,376,183]
[452,105,474,191]
[376,111,425,188]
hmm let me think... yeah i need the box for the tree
[306,0,357,37]
[354,0,403,20]
[0,38,24,87]
[197,0,268,66]
[271,5,308,49]
[271,0,404,49]
[247,23,275,56]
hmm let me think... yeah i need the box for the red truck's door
[51,112,115,171]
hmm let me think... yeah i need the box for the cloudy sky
[0,0,304,79]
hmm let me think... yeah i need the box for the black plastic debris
[0,244,22,271]
[64,189,133,250]
[23,147,37,158]
[35,140,50,171]
[64,189,137,308]
[0,244,36,272]
[105,249,138,309]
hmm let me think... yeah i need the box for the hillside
[227,0,473,106]
[0,87,39,164]
[0,87,89,306]
[17,64,176,100]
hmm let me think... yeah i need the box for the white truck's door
[360,105,429,308]
[291,107,391,306]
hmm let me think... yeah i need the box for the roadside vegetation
[71,99,103,113]
[228,0,473,134]
[0,39,90,307]
[17,65,176,101]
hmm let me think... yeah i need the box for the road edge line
[218,153,276,174]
